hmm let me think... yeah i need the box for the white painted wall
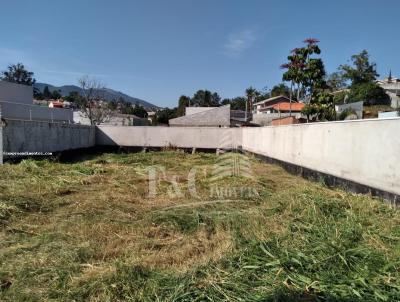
[0,81,33,105]
[242,118,400,195]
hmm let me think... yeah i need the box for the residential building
[252,95,302,126]
[376,71,400,108]
[168,105,253,127]
[73,111,149,126]
[169,105,231,127]
[335,101,363,119]
[252,95,297,114]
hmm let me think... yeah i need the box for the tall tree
[1,63,35,85]
[132,105,148,118]
[191,90,221,107]
[221,97,246,110]
[245,87,257,116]
[281,38,326,116]
[339,50,379,85]
[43,86,52,99]
[270,83,290,97]
[281,38,326,103]
[177,95,190,116]
[326,72,347,91]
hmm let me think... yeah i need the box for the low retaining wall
[1,119,95,160]
[96,126,242,149]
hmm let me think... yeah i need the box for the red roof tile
[272,102,304,111]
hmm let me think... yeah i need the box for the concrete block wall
[2,119,95,156]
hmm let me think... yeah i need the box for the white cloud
[223,29,256,58]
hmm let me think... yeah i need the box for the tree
[245,87,257,117]
[77,76,112,125]
[270,83,290,97]
[43,86,52,99]
[221,97,246,110]
[347,82,388,105]
[1,63,35,85]
[191,90,221,107]
[281,39,326,101]
[132,105,148,118]
[33,87,43,100]
[302,92,335,122]
[339,50,379,85]
[154,108,177,125]
[281,38,326,115]
[64,91,81,105]
[326,72,347,92]
[177,95,190,116]
[52,89,61,99]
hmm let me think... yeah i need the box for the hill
[34,82,159,110]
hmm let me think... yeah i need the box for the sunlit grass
[0,151,399,301]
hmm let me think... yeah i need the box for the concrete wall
[186,107,215,115]
[2,119,95,156]
[0,101,73,123]
[242,118,400,196]
[252,113,301,126]
[0,81,33,105]
[169,105,231,127]
[96,126,242,149]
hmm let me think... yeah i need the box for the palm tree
[245,87,257,120]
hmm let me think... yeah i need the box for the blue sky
[1,0,399,107]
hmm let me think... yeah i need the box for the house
[376,71,400,108]
[252,95,302,126]
[49,100,64,108]
[335,101,363,119]
[270,102,304,113]
[252,95,297,114]
[73,111,149,126]
[169,105,231,127]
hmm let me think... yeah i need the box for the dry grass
[0,151,399,301]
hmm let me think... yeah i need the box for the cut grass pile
[0,151,399,301]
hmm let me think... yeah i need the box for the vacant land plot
[0,151,399,301]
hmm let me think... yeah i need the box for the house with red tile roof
[252,95,298,114]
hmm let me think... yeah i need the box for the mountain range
[34,82,159,110]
